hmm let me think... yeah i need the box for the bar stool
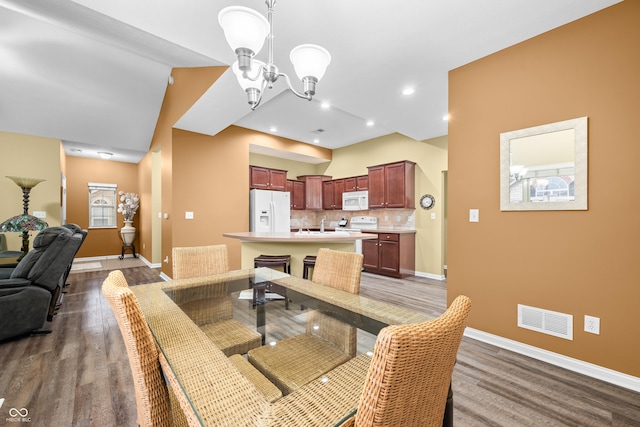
[302,255,317,280]
[254,254,291,274]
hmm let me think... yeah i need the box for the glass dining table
[132,268,451,426]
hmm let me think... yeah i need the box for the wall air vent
[517,304,573,340]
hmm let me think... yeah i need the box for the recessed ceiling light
[313,138,320,144]
[320,102,330,109]
[269,127,277,133]
[402,87,415,96]
[442,114,450,121]
[366,120,375,127]
[98,152,113,159]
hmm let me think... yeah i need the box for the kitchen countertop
[223,231,378,243]
[368,228,416,234]
[291,227,416,234]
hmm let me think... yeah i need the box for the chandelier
[218,0,331,110]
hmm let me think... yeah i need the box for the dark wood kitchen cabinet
[297,175,331,210]
[367,160,415,209]
[250,166,287,191]
[322,179,345,210]
[286,180,305,210]
[344,175,368,192]
[362,232,415,278]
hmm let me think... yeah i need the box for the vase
[120,220,136,246]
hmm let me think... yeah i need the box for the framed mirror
[500,116,588,211]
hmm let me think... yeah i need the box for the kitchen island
[223,231,377,277]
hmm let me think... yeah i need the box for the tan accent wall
[64,157,138,258]
[448,2,640,376]
[142,66,228,275]
[171,127,248,270]
[0,132,62,251]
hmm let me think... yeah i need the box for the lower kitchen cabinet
[362,232,415,278]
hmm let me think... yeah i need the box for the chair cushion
[200,319,262,356]
[248,334,352,395]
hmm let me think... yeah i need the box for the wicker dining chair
[248,248,364,395]
[172,245,262,356]
[102,270,193,427]
[336,295,472,427]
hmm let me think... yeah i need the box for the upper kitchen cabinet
[250,166,287,191]
[286,179,305,210]
[297,175,332,210]
[344,175,369,192]
[367,161,416,209]
[322,179,345,210]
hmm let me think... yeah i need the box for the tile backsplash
[290,209,415,230]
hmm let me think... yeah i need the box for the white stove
[345,216,378,231]
[341,216,377,255]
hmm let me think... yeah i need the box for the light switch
[185,211,194,219]
[469,209,479,222]
[431,213,436,220]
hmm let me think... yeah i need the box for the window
[88,183,117,228]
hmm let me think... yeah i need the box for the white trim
[75,255,123,262]
[74,254,159,269]
[413,270,446,281]
[464,328,640,393]
[87,182,117,189]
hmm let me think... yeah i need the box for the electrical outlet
[584,315,600,335]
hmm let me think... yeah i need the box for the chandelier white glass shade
[232,59,266,107]
[218,6,269,72]
[218,1,331,110]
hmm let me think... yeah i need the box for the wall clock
[420,194,435,210]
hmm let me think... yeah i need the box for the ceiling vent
[311,129,325,134]
[517,304,573,340]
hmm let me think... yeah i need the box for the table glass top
[161,268,411,345]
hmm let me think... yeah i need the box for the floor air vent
[517,304,573,340]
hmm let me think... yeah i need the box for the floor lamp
[0,176,49,261]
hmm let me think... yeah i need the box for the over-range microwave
[342,190,368,211]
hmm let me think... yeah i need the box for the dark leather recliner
[50,223,88,319]
[0,226,83,341]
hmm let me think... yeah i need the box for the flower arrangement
[117,191,139,222]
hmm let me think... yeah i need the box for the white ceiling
[0,0,620,164]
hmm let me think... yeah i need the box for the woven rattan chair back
[309,248,363,356]
[172,245,229,279]
[351,295,471,427]
[311,248,363,293]
[102,270,173,427]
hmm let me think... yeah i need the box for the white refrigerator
[250,189,291,232]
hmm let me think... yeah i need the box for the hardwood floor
[1,266,639,426]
